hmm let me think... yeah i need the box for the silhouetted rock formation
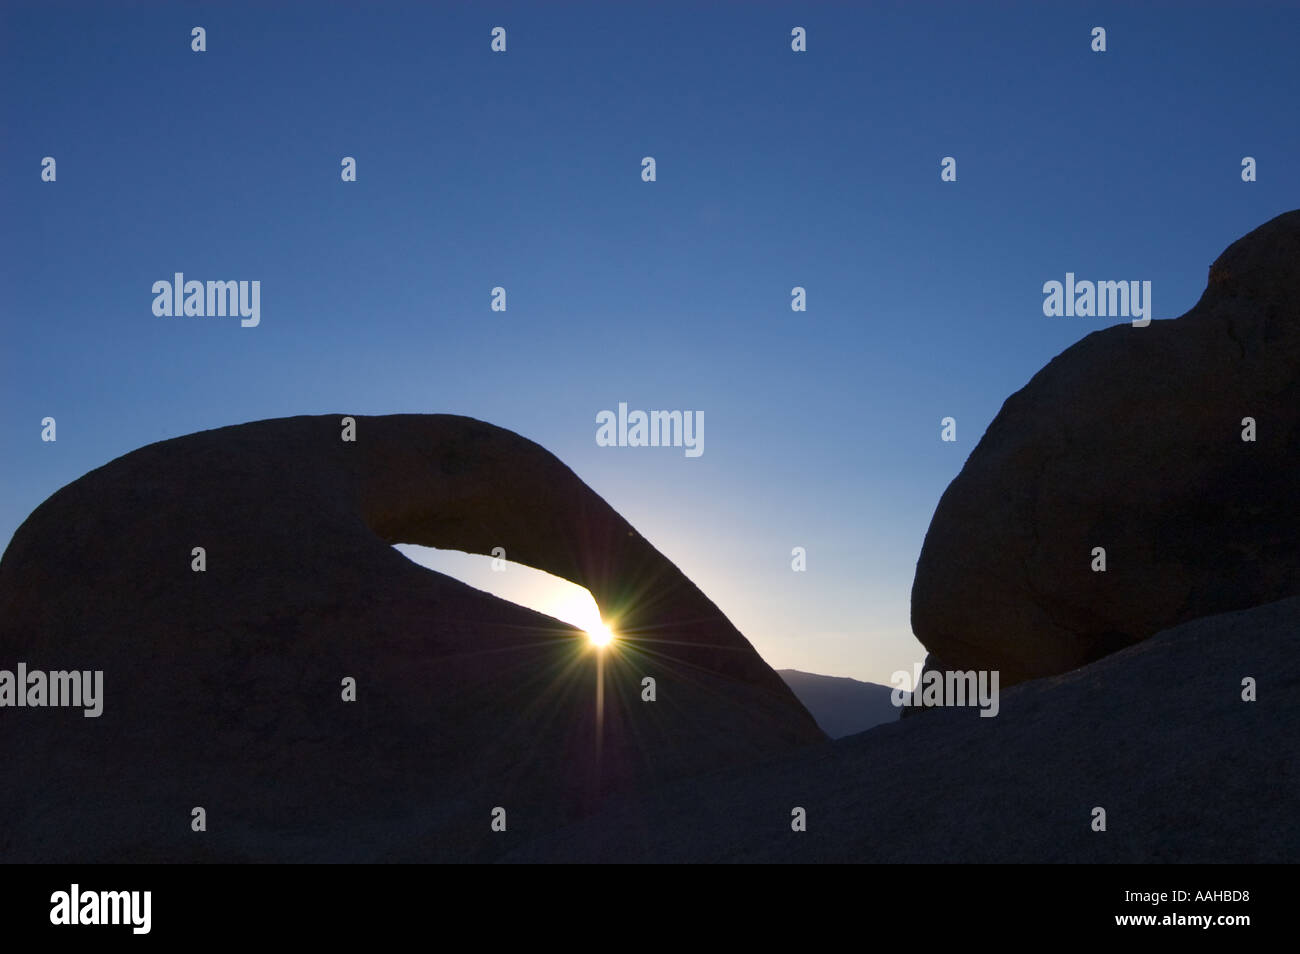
[912,210,1300,685]
[897,652,947,719]
[0,414,821,862]
[504,596,1300,862]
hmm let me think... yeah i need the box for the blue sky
[2,1,1296,683]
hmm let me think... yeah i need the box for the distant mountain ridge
[778,669,899,738]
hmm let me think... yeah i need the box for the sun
[585,620,616,648]
[537,585,616,649]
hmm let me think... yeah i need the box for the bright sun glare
[542,587,616,648]
[585,620,616,648]
[391,546,617,648]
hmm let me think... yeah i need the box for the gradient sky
[2,1,1296,684]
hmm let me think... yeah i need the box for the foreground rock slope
[505,597,1300,862]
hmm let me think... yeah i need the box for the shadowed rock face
[503,597,1300,863]
[0,414,822,862]
[912,210,1300,686]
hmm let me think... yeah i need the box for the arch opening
[393,544,617,648]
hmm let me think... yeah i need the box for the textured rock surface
[912,210,1300,685]
[504,597,1300,862]
[0,414,822,861]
